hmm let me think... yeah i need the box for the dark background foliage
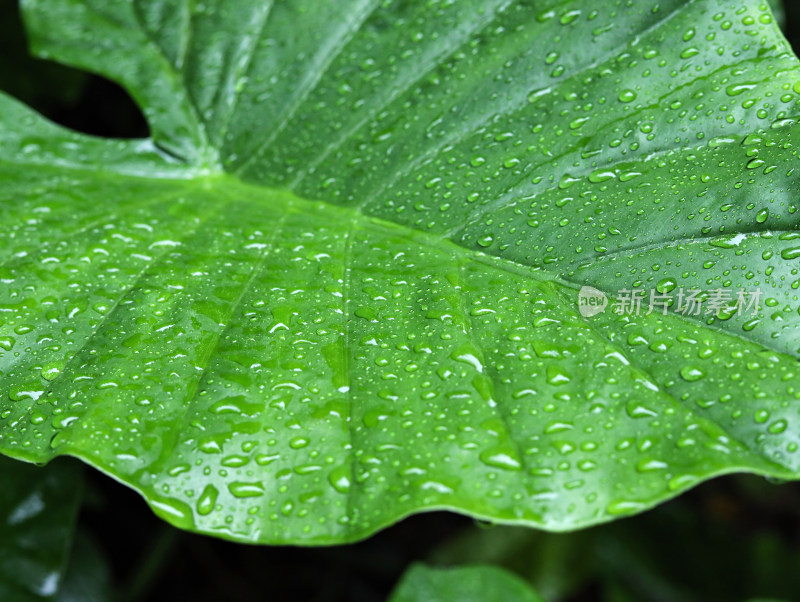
[2,1,800,600]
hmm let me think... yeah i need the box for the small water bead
[477,235,494,248]
[680,366,706,382]
[479,447,522,471]
[781,247,800,260]
[656,278,677,293]
[328,465,351,494]
[767,419,788,435]
[228,482,265,498]
[196,485,219,516]
[289,437,310,449]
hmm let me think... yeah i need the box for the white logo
[578,286,607,317]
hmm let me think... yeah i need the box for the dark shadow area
[77,466,800,602]
[784,1,800,54]
[0,1,148,139]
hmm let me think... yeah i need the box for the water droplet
[479,446,522,471]
[328,465,351,494]
[196,484,218,516]
[680,366,706,382]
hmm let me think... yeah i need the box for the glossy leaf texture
[0,457,83,601]
[1,0,800,544]
[389,564,544,602]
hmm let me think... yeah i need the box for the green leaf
[0,457,83,601]
[1,0,800,544]
[389,563,545,602]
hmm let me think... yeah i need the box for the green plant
[389,564,545,602]
[1,0,800,599]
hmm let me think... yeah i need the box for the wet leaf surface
[1,0,800,543]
